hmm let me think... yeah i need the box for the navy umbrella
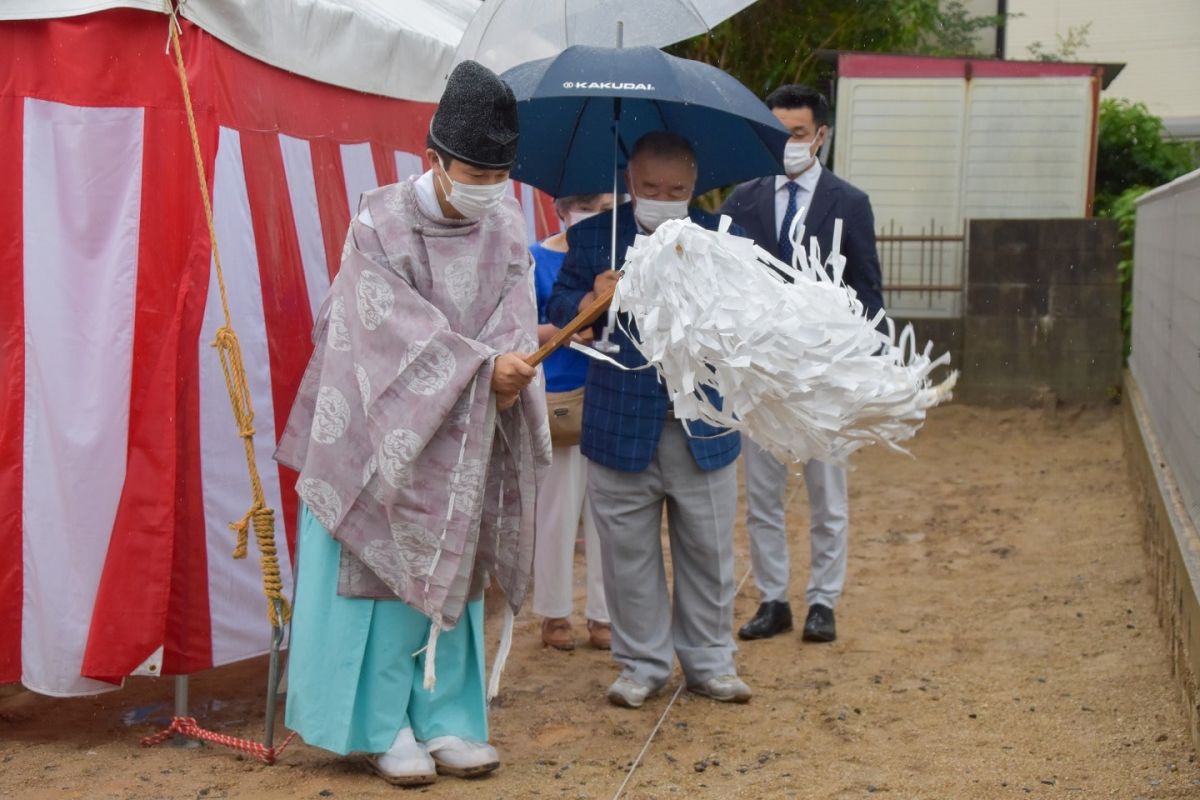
[500,45,789,197]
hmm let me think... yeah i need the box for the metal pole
[172,674,199,747]
[596,21,624,354]
[263,598,286,752]
[174,674,188,718]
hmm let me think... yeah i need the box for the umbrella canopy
[501,45,789,196]
[453,0,757,78]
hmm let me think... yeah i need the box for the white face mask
[783,136,821,176]
[632,196,689,232]
[435,156,509,219]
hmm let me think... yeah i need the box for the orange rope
[166,7,290,629]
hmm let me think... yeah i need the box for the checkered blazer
[545,202,742,473]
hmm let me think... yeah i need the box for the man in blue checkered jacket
[546,132,752,709]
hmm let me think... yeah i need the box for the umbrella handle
[525,283,616,367]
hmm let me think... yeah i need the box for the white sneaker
[366,727,437,786]
[606,676,658,709]
[688,674,752,703]
[423,735,500,777]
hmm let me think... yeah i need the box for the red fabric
[534,189,560,241]
[0,8,545,687]
[240,131,315,557]
[371,142,399,187]
[310,139,353,281]
[0,95,24,683]
[0,10,435,149]
[82,105,219,682]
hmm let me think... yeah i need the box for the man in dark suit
[547,131,751,709]
[720,84,884,646]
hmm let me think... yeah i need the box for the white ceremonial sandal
[423,735,500,778]
[366,727,437,786]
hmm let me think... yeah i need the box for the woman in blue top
[531,193,614,651]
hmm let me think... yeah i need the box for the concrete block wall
[960,219,1123,405]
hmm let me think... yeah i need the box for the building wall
[1003,0,1200,139]
[835,72,1094,317]
[1124,167,1200,747]
[960,218,1122,405]
[961,78,1093,219]
[1130,169,1200,534]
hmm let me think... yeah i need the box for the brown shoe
[587,620,612,650]
[541,617,575,651]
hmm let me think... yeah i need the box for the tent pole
[172,675,191,746]
[263,599,286,751]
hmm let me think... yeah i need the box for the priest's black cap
[430,61,519,169]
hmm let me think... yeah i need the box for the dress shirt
[774,161,823,235]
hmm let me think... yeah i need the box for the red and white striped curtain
[0,9,559,697]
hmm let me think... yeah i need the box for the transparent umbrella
[451,0,757,78]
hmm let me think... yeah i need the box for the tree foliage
[669,0,1005,99]
[1094,98,1195,215]
[1094,99,1195,360]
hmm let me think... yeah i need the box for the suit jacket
[720,168,884,318]
[545,202,742,473]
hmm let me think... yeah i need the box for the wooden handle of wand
[525,283,617,367]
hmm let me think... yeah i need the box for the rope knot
[228,510,253,560]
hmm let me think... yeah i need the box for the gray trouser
[743,437,849,609]
[587,423,738,689]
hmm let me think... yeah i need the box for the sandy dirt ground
[2,404,1198,799]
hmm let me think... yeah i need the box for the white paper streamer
[610,217,958,465]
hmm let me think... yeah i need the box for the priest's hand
[493,352,536,411]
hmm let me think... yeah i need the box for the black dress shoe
[738,601,793,640]
[802,604,836,642]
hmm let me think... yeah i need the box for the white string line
[611,480,804,800]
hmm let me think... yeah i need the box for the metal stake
[263,598,287,751]
[172,675,199,747]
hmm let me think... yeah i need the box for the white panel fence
[1131,168,1200,534]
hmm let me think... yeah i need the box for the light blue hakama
[285,505,489,755]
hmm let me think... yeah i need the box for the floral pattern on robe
[276,179,551,629]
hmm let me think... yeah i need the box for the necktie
[778,181,800,266]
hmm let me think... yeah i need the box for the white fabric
[424,735,499,768]
[413,171,440,218]
[0,1,476,103]
[452,0,756,79]
[358,171,440,230]
[486,606,514,702]
[774,161,823,235]
[378,727,436,775]
[395,152,425,183]
[341,142,378,218]
[0,1,162,19]
[613,218,957,465]
[21,99,143,696]
[199,127,295,667]
[532,445,608,623]
[279,134,332,319]
[743,439,849,608]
